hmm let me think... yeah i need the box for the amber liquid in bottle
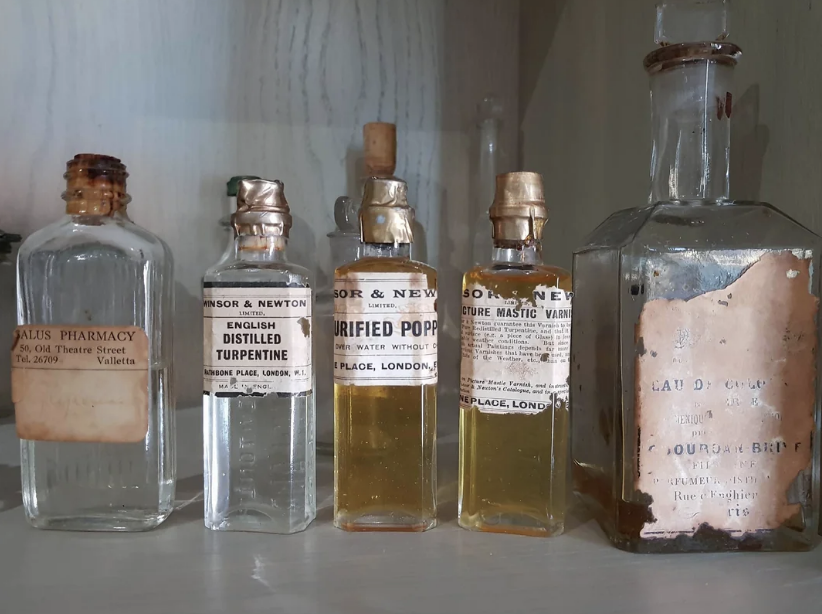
[334,252,437,531]
[459,171,571,537]
[333,161,437,532]
[459,258,571,536]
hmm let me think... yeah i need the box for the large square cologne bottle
[334,176,438,532]
[459,172,571,536]
[203,179,315,534]
[14,154,176,531]
[572,0,822,553]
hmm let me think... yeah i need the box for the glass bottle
[318,123,396,453]
[0,229,21,266]
[203,178,315,534]
[1,229,21,420]
[334,176,438,532]
[14,153,176,531]
[470,95,506,266]
[572,0,822,553]
[459,172,571,537]
[316,196,362,454]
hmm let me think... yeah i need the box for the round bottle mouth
[644,42,742,74]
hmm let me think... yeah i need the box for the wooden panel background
[0,0,521,429]
[520,0,822,270]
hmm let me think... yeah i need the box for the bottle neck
[649,61,733,204]
[477,118,502,207]
[63,188,131,216]
[234,235,288,262]
[491,241,543,265]
[362,242,411,259]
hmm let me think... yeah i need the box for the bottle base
[205,508,315,535]
[459,510,564,537]
[606,530,818,554]
[26,509,172,532]
[334,510,437,532]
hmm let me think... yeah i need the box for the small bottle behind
[459,172,571,537]
[317,196,362,454]
[334,143,438,531]
[220,175,260,256]
[14,153,176,531]
[203,178,315,534]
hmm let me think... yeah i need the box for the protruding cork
[233,178,293,238]
[63,154,131,216]
[363,122,397,177]
[489,172,547,243]
[359,177,414,244]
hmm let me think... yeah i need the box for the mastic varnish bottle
[459,172,571,536]
[14,154,176,531]
[203,178,315,534]
[334,153,438,531]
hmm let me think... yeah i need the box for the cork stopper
[489,172,547,243]
[359,177,414,244]
[363,122,397,177]
[63,154,130,216]
[233,178,293,238]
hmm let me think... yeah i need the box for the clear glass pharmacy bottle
[459,172,571,537]
[14,153,176,531]
[572,11,822,553]
[334,177,438,532]
[203,178,315,533]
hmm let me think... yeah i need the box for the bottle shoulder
[18,215,169,264]
[336,256,437,278]
[204,257,312,287]
[578,201,822,255]
[464,262,571,289]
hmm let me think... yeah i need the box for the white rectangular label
[203,284,312,396]
[460,283,572,414]
[333,272,438,386]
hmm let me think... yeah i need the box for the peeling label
[11,325,149,442]
[635,252,818,538]
[460,283,571,414]
[333,272,438,386]
[203,283,312,396]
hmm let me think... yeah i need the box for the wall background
[521,0,822,269]
[0,0,520,436]
[1,0,821,435]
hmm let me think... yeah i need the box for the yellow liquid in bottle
[334,256,437,531]
[458,264,571,536]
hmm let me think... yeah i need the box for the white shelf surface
[0,408,821,614]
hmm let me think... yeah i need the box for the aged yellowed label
[636,252,817,538]
[460,283,572,414]
[203,284,312,396]
[11,325,149,443]
[334,272,438,386]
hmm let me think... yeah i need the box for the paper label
[203,283,312,396]
[460,283,572,413]
[333,272,438,386]
[635,252,818,538]
[11,325,149,443]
